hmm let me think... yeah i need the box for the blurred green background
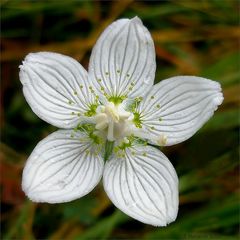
[1,0,239,239]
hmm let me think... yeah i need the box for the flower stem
[104,140,114,162]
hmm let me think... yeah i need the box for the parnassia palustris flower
[19,17,223,226]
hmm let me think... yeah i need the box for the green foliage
[1,0,239,239]
[62,197,98,225]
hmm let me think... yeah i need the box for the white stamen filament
[95,102,133,141]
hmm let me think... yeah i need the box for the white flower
[19,17,223,226]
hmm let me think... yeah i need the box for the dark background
[1,0,239,239]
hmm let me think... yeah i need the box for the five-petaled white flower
[19,17,223,226]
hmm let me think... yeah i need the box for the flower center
[95,102,133,141]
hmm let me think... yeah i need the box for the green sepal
[104,140,115,162]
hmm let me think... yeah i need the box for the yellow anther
[157,134,167,146]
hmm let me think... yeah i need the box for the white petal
[20,52,97,128]
[103,145,178,226]
[89,17,156,100]
[135,76,224,146]
[22,129,104,203]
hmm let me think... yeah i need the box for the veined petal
[89,17,156,101]
[135,76,224,146]
[103,145,178,226]
[20,52,97,129]
[22,129,104,203]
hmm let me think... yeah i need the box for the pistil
[95,101,133,141]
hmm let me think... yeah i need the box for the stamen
[157,134,167,146]
[95,102,134,141]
